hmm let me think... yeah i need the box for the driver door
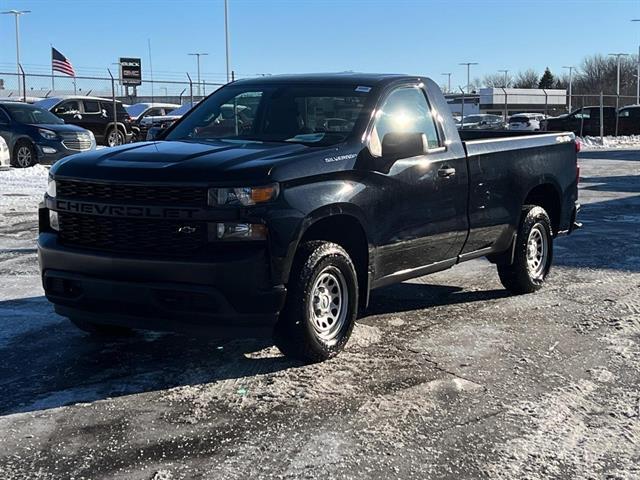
[369,85,469,282]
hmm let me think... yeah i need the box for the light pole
[188,52,208,97]
[562,66,575,112]
[498,69,509,87]
[459,62,478,94]
[224,0,231,83]
[441,73,452,93]
[632,20,640,104]
[608,53,629,97]
[2,10,30,98]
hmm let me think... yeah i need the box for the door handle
[438,167,456,178]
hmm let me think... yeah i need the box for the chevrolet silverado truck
[38,73,581,362]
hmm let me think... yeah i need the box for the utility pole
[498,69,509,87]
[632,19,640,104]
[441,73,452,93]
[2,10,30,99]
[224,0,231,83]
[562,66,575,112]
[188,52,208,97]
[459,62,478,94]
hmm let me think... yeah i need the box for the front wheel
[497,205,553,294]
[274,241,358,363]
[12,140,37,168]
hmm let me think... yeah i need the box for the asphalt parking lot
[0,149,638,480]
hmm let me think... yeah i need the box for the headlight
[208,183,279,207]
[39,129,58,140]
[46,176,56,198]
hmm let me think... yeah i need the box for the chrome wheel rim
[526,223,548,279]
[16,146,32,167]
[309,267,348,343]
[108,131,123,147]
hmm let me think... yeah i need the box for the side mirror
[146,126,166,141]
[381,132,427,161]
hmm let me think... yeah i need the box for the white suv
[508,113,546,131]
[0,136,9,167]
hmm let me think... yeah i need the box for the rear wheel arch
[522,182,561,235]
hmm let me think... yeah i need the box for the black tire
[105,127,125,147]
[274,241,358,363]
[11,140,37,168]
[69,317,133,337]
[498,205,553,294]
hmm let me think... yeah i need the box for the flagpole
[50,45,55,93]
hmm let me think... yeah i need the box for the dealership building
[447,87,568,117]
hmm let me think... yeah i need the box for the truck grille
[58,212,207,255]
[56,180,208,207]
[61,132,93,151]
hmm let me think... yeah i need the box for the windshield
[126,104,150,118]
[463,115,484,123]
[4,103,64,125]
[166,84,371,146]
[34,98,61,111]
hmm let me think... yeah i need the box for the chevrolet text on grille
[54,200,200,219]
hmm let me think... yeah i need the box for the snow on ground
[578,135,640,150]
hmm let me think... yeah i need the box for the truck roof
[232,72,418,87]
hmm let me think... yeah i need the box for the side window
[83,100,101,113]
[574,109,590,120]
[619,109,630,118]
[370,86,440,156]
[54,100,80,115]
[146,108,163,117]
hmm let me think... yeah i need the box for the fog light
[42,147,57,154]
[49,211,59,231]
[208,222,267,241]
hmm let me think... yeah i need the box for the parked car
[0,135,9,167]
[36,96,137,147]
[141,102,198,139]
[458,114,506,130]
[508,113,546,131]
[40,73,580,362]
[616,105,640,135]
[541,106,616,137]
[0,101,95,168]
[126,102,180,140]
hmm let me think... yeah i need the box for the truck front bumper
[38,233,286,338]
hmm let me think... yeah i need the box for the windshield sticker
[324,153,357,163]
[355,86,371,93]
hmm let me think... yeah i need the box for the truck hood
[50,139,345,183]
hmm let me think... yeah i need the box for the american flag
[51,47,76,77]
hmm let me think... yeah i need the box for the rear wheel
[69,317,133,337]
[12,140,37,168]
[274,241,358,363]
[498,205,553,294]
[106,127,125,147]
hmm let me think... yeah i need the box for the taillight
[575,139,581,153]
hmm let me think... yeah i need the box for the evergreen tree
[538,67,555,89]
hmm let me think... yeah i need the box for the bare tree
[513,69,539,88]
[482,72,513,88]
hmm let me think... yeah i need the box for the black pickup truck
[38,73,580,362]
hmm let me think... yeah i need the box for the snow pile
[578,135,640,150]
[0,164,49,210]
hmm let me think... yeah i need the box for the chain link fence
[0,69,226,105]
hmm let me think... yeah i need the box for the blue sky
[1,0,639,87]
